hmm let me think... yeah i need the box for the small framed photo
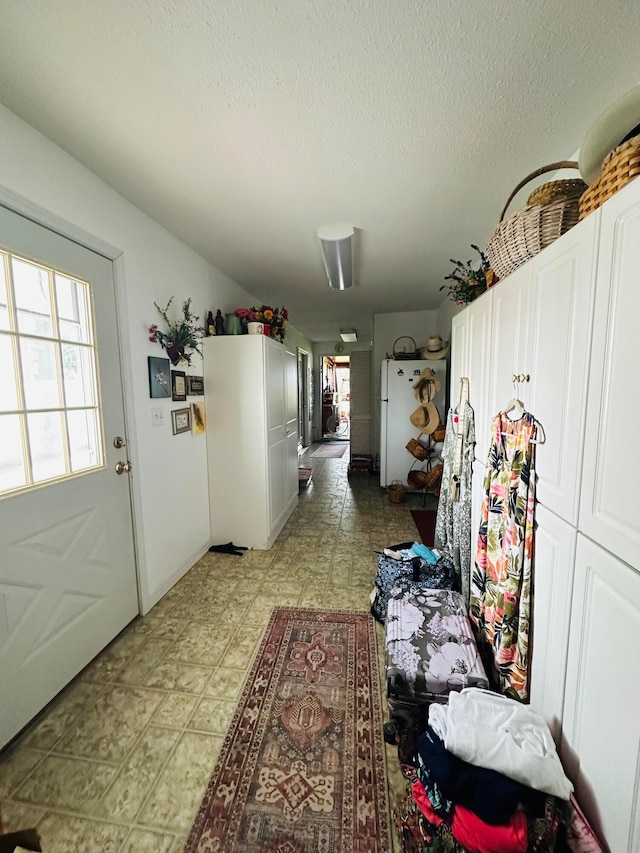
[148,356,171,398]
[187,375,204,396]
[171,407,191,435]
[191,402,206,435]
[171,370,187,401]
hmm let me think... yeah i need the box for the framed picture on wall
[191,402,206,435]
[148,356,171,398]
[171,370,187,401]
[171,407,191,435]
[187,375,204,396]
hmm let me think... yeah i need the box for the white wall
[0,103,290,612]
[371,310,439,460]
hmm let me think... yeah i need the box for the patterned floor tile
[138,731,223,832]
[0,448,421,852]
[37,813,128,853]
[13,754,117,812]
[94,725,181,822]
[55,684,164,763]
[144,661,214,694]
[188,696,238,734]
[120,828,176,852]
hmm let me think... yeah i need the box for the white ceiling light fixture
[317,224,355,290]
[340,329,357,343]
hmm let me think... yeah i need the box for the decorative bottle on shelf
[206,311,215,336]
[215,310,225,336]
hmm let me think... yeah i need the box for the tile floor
[1,447,434,851]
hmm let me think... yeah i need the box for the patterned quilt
[386,589,489,701]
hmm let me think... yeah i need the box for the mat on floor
[298,466,313,486]
[411,509,437,546]
[310,443,347,458]
[184,607,391,853]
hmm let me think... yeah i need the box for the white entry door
[0,205,138,747]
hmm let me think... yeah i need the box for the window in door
[0,249,103,497]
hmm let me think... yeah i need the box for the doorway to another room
[321,355,350,440]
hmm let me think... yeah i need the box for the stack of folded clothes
[406,688,575,853]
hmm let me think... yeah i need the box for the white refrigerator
[380,358,448,488]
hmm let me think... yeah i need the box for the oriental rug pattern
[184,608,391,853]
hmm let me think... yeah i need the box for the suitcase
[385,588,489,725]
[371,543,457,624]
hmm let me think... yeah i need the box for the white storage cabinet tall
[204,334,298,550]
[450,175,640,852]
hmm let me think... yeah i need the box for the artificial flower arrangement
[148,296,205,365]
[234,304,288,342]
[440,244,493,305]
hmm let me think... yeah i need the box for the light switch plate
[151,407,164,426]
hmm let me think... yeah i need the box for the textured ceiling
[0,1,638,342]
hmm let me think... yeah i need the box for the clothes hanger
[501,376,546,444]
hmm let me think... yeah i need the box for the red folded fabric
[453,804,528,853]
[411,781,528,853]
[412,781,444,825]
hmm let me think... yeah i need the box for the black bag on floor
[371,542,457,623]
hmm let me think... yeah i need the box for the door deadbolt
[113,436,126,449]
[115,460,132,475]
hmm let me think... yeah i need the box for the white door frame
[0,183,143,610]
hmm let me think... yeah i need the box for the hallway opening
[321,355,350,440]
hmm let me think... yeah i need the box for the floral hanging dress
[469,411,537,700]
[434,401,476,603]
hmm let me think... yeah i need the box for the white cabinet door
[528,213,600,526]
[284,348,299,512]
[579,178,640,568]
[562,535,640,853]
[450,310,468,401]
[465,291,494,464]
[489,263,532,420]
[528,505,576,746]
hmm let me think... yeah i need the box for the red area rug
[410,509,437,546]
[184,608,391,853]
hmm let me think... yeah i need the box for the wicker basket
[406,437,429,460]
[527,178,586,207]
[579,134,640,220]
[392,336,419,360]
[486,161,584,280]
[407,469,430,490]
[432,423,446,443]
[425,462,443,488]
[387,480,408,504]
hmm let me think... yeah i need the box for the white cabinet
[204,335,298,550]
[450,290,494,464]
[488,262,532,418]
[529,213,600,526]
[448,176,640,853]
[528,505,576,746]
[562,535,640,853]
[579,178,640,568]
[484,214,599,526]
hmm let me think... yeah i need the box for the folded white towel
[428,688,573,799]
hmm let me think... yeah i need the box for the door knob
[115,460,132,475]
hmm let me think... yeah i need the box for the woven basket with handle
[392,336,419,360]
[406,437,429,461]
[486,162,586,280]
[579,134,640,220]
[387,480,408,504]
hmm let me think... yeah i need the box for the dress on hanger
[469,411,537,701]
[434,401,475,603]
